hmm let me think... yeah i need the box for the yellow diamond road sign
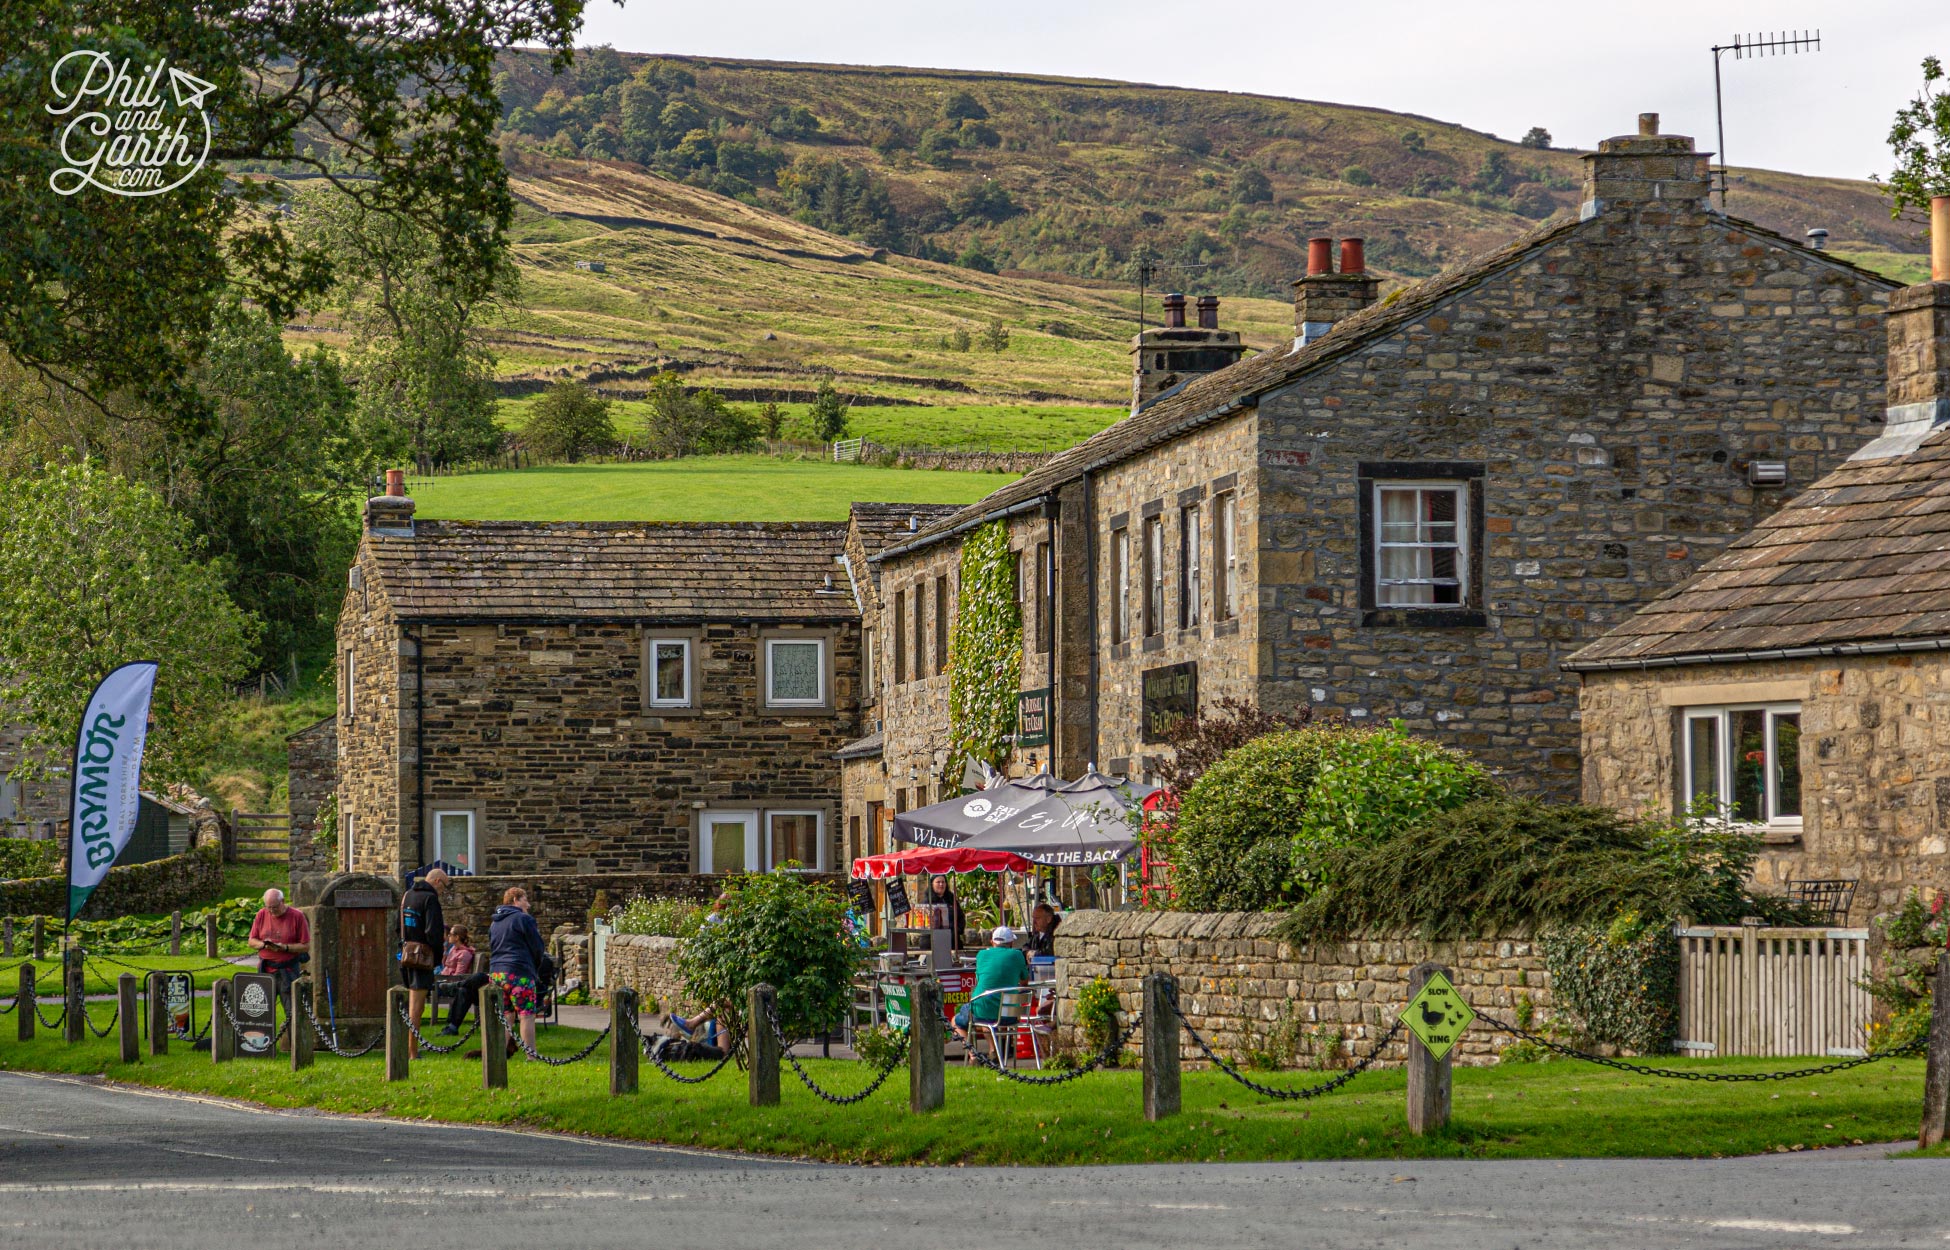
[1400,971,1475,1060]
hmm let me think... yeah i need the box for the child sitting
[440,926,477,976]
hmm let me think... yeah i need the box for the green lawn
[0,1026,1924,1164]
[409,456,1011,523]
[3,955,243,997]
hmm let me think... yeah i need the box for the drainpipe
[412,627,426,871]
[1082,470,1099,773]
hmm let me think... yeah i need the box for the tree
[808,378,850,442]
[942,90,990,122]
[956,242,998,273]
[979,319,1010,353]
[290,187,512,467]
[640,373,757,458]
[0,463,255,788]
[758,401,785,440]
[1231,166,1274,204]
[522,382,615,462]
[1520,127,1553,149]
[676,869,857,1038]
[1881,56,1950,216]
[0,0,585,419]
[948,180,1017,223]
[1472,151,1518,195]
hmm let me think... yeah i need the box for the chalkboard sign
[847,877,875,915]
[231,972,279,1057]
[884,878,911,915]
[163,972,193,1039]
[1016,687,1051,749]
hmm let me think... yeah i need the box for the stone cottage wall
[287,717,336,877]
[1050,909,1553,1067]
[1581,655,1950,922]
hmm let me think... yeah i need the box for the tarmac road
[0,1070,1941,1249]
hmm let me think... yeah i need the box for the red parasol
[850,846,1035,879]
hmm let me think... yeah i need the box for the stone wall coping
[607,933,682,952]
[1054,909,1532,945]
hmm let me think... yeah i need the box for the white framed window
[647,637,692,707]
[1180,503,1202,630]
[1111,526,1131,643]
[698,810,759,873]
[1374,482,1467,607]
[765,636,827,707]
[766,810,825,871]
[1142,515,1164,638]
[1682,703,1803,827]
[431,808,477,873]
[1214,493,1239,621]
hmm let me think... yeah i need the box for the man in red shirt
[248,889,310,994]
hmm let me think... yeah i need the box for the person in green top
[954,926,1030,1041]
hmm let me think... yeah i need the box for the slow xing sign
[1400,970,1476,1061]
[46,51,216,197]
[65,662,159,922]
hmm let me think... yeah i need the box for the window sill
[643,704,702,718]
[1362,608,1487,629]
[1212,618,1240,638]
[1141,634,1165,653]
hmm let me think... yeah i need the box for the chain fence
[297,993,384,1058]
[633,1017,745,1084]
[32,998,65,1030]
[512,1018,611,1067]
[394,1000,479,1055]
[765,1003,909,1105]
[1169,992,1407,1101]
[1475,1013,1928,1080]
[966,1012,1143,1085]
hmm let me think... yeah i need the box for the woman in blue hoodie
[488,886,548,1055]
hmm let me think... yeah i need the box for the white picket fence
[1675,925,1873,1058]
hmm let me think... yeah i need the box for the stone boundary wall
[0,842,225,918]
[1051,910,1554,1067]
[887,449,1051,474]
[285,717,336,877]
[601,934,700,1015]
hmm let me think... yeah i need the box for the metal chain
[0,995,14,1016]
[297,993,384,1058]
[511,1019,611,1066]
[967,1013,1142,1085]
[764,1003,909,1105]
[169,1013,213,1043]
[629,1014,745,1083]
[79,999,119,1038]
[33,998,65,1030]
[1477,1013,1927,1081]
[392,1000,479,1054]
[1171,990,1404,1100]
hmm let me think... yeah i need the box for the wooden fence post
[147,972,169,1056]
[384,986,410,1082]
[290,977,314,1071]
[748,983,780,1107]
[1921,952,1950,1149]
[16,963,33,1042]
[169,911,182,956]
[62,946,83,1043]
[1406,962,1453,1136]
[1143,972,1181,1122]
[211,980,235,1063]
[610,987,638,1096]
[909,978,944,1113]
[481,984,507,1090]
[117,974,139,1064]
[204,914,219,960]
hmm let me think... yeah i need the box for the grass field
[0,1026,1924,1163]
[497,393,1122,453]
[408,456,1011,522]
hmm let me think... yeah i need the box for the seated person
[439,926,477,977]
[1025,903,1061,957]
[953,926,1030,1044]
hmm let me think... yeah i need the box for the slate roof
[834,730,883,761]
[365,520,857,622]
[870,213,1893,566]
[847,503,964,557]
[1568,431,1950,668]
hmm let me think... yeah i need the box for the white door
[699,811,758,874]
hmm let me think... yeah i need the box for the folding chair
[967,987,1033,1069]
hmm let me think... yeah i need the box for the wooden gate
[232,812,290,865]
[1675,925,1872,1057]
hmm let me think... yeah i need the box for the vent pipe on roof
[1805,227,1829,251]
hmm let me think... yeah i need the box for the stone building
[1572,278,1950,921]
[286,716,336,878]
[857,114,1899,832]
[334,478,864,881]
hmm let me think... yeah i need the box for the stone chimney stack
[1130,292,1247,412]
[1291,235,1379,348]
[1848,279,1950,462]
[1580,112,1711,219]
[365,468,416,535]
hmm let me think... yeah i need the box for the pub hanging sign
[1016,687,1052,749]
[1140,661,1198,743]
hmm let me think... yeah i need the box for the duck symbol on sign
[1399,971,1476,1060]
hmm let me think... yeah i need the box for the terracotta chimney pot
[1340,238,1366,275]
[1933,195,1950,283]
[385,468,405,497]
[1307,237,1332,276]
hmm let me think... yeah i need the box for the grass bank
[2,955,242,997]
[408,456,1010,523]
[0,1027,1923,1164]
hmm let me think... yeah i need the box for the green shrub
[852,1024,905,1069]
[609,896,705,938]
[0,839,59,881]
[1171,723,1489,912]
[1542,921,1680,1055]
[1282,797,1812,941]
[676,870,855,1040]
[1076,977,1121,1054]
[1861,887,1948,1052]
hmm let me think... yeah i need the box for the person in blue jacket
[488,886,549,1055]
